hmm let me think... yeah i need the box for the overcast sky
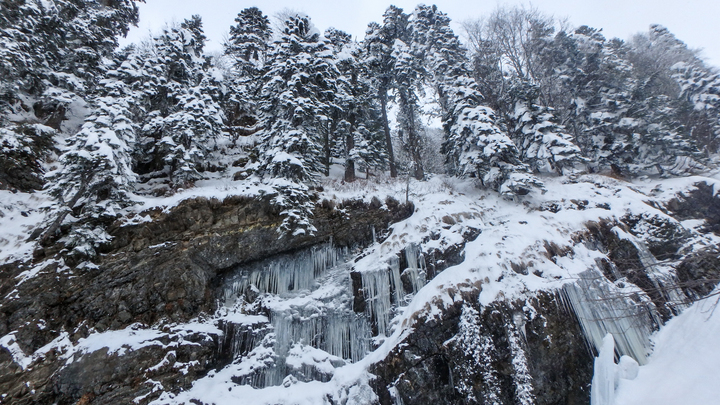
[120,0,720,67]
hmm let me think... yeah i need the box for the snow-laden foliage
[0,0,139,191]
[254,14,346,234]
[463,14,713,178]
[0,2,718,270]
[450,304,503,404]
[326,28,387,181]
[45,83,138,256]
[137,16,226,188]
[444,80,543,196]
[257,14,340,183]
[509,81,584,175]
[225,7,271,76]
[673,62,720,153]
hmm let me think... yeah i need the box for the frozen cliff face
[1,173,720,404]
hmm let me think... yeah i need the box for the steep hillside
[1,171,719,404]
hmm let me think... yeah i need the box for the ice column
[403,243,427,295]
[590,334,639,405]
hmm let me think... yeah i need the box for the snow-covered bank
[613,293,720,405]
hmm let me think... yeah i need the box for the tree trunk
[344,116,356,182]
[324,118,337,177]
[379,88,397,178]
[399,89,424,181]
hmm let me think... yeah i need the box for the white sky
[120,0,720,67]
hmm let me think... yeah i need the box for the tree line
[1,1,718,259]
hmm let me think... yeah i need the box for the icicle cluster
[561,267,656,364]
[270,309,370,363]
[224,242,345,299]
[612,227,690,313]
[361,244,428,337]
[402,243,427,296]
[360,264,400,337]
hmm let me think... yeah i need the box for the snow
[614,294,720,405]
[0,189,50,263]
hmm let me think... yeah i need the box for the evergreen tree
[362,6,410,178]
[562,27,637,174]
[222,7,271,143]
[326,27,386,182]
[392,36,426,180]
[509,81,583,174]
[0,0,139,190]
[626,79,706,175]
[673,62,720,153]
[226,7,271,72]
[409,5,543,195]
[137,17,225,190]
[257,14,340,182]
[443,76,543,196]
[40,50,141,252]
[256,14,342,235]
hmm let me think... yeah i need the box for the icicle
[610,227,689,312]
[361,269,394,337]
[223,242,345,298]
[402,243,427,295]
[563,267,655,364]
[372,226,376,245]
[388,386,405,405]
[389,256,404,306]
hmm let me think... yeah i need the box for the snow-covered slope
[2,170,720,404]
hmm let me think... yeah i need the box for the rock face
[0,194,413,404]
[371,292,594,405]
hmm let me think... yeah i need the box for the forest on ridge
[1,0,719,258]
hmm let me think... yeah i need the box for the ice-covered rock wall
[214,239,428,389]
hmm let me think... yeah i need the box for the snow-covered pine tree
[626,79,706,175]
[257,14,340,182]
[443,75,543,196]
[564,26,638,175]
[407,5,542,195]
[226,7,271,75]
[673,62,720,153]
[41,51,140,253]
[362,6,411,178]
[137,16,225,190]
[618,25,707,175]
[508,80,583,175]
[223,7,272,142]
[256,14,342,235]
[325,27,386,182]
[0,0,139,191]
[391,37,426,180]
